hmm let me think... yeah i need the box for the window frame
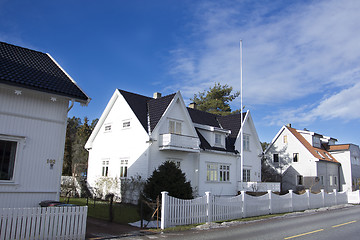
[102,160,109,177]
[243,134,250,151]
[293,153,299,162]
[206,163,231,182]
[297,175,303,186]
[0,134,24,183]
[169,119,182,135]
[243,169,251,182]
[122,119,131,129]
[273,153,279,163]
[120,159,128,178]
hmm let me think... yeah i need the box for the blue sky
[1,0,360,145]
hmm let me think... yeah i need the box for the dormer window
[169,119,182,134]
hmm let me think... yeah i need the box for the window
[169,120,182,134]
[207,163,231,182]
[243,169,251,182]
[168,158,181,168]
[122,121,131,129]
[273,154,279,163]
[215,133,222,145]
[207,163,218,181]
[120,160,128,178]
[104,124,112,132]
[283,135,288,144]
[102,160,109,177]
[219,165,230,182]
[0,140,17,181]
[320,176,324,185]
[334,176,337,186]
[297,175,303,185]
[293,153,299,162]
[243,134,250,151]
[329,176,333,186]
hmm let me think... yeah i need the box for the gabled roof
[0,41,89,103]
[286,126,339,163]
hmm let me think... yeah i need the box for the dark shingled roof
[0,41,89,102]
[148,93,176,132]
[187,107,221,128]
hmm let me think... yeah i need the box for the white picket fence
[0,206,88,240]
[161,189,350,229]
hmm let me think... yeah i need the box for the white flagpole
[240,40,244,188]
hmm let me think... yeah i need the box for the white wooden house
[264,124,360,193]
[86,89,266,197]
[0,41,90,208]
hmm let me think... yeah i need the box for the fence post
[161,191,168,230]
[241,191,246,218]
[306,189,310,209]
[289,190,294,212]
[205,192,212,223]
[321,189,325,207]
[333,189,337,205]
[268,190,272,214]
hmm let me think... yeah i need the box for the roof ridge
[0,41,46,55]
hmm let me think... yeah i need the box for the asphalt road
[125,205,360,240]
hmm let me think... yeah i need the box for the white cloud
[167,0,360,122]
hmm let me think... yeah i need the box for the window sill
[0,180,18,185]
[205,181,231,184]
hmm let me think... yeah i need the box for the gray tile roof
[0,41,89,102]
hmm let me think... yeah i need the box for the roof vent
[153,92,162,99]
[188,102,197,109]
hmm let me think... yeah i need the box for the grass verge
[59,197,140,224]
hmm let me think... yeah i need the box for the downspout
[67,99,75,112]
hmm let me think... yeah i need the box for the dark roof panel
[148,93,176,132]
[187,108,221,127]
[0,41,89,101]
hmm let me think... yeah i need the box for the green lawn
[59,197,140,224]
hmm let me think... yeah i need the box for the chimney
[153,92,162,99]
[188,102,197,109]
[286,123,291,128]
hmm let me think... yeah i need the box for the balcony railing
[238,181,280,192]
[159,133,200,153]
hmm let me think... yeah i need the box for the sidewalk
[86,217,143,239]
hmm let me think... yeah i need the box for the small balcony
[159,133,200,153]
[238,181,281,192]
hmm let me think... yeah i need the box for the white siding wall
[0,86,68,207]
[87,93,149,188]
[234,116,262,183]
[198,151,237,196]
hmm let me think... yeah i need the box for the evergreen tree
[63,117,97,176]
[191,82,240,116]
[143,161,193,201]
